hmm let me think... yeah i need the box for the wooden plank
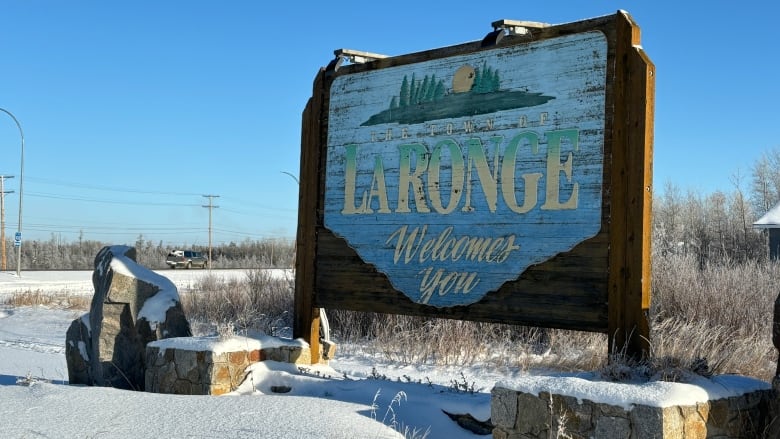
[315,227,609,332]
[607,12,653,358]
[293,70,325,363]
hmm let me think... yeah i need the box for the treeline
[654,146,780,266]
[0,234,295,271]
[654,180,765,265]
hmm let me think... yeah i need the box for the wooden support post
[608,11,655,359]
[293,69,325,364]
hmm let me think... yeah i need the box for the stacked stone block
[145,338,315,395]
[491,387,772,438]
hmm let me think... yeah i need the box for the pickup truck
[165,250,209,269]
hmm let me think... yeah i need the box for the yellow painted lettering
[428,139,464,214]
[501,132,542,214]
[463,136,501,213]
[397,143,431,213]
[341,144,367,214]
[367,156,390,213]
[542,129,580,210]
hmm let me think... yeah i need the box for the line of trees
[655,146,780,266]
[391,73,447,110]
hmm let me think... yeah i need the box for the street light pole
[280,170,299,270]
[0,108,24,277]
[281,170,331,342]
[280,170,299,185]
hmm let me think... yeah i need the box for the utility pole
[202,194,219,270]
[0,175,15,271]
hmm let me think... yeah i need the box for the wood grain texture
[294,12,653,354]
[607,12,653,358]
[315,227,608,331]
[293,70,324,363]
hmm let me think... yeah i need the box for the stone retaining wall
[145,336,319,396]
[492,386,772,438]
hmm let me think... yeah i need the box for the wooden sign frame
[295,11,653,363]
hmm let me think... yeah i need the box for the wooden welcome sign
[295,11,654,363]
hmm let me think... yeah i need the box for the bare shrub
[651,253,776,381]
[649,318,774,381]
[180,270,293,337]
[652,253,775,333]
[329,309,607,371]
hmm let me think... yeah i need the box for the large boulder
[65,245,192,390]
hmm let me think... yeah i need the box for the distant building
[753,202,780,260]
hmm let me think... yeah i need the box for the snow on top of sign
[497,372,769,410]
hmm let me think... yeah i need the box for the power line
[27,192,201,207]
[26,190,296,213]
[26,176,202,197]
[9,183,296,242]
[23,176,296,213]
[219,195,298,213]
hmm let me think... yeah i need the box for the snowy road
[0,268,292,298]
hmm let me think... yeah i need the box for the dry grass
[650,253,776,381]
[329,251,778,381]
[4,251,776,382]
[179,269,294,337]
[3,289,91,310]
[649,318,773,380]
[329,309,608,372]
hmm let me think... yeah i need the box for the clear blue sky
[1,2,778,246]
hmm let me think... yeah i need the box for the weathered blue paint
[324,31,607,307]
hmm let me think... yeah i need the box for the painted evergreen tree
[400,75,410,107]
[388,73,449,111]
[418,76,429,103]
[471,62,501,93]
[489,69,500,92]
[473,67,482,93]
[426,74,437,101]
[434,80,445,99]
[409,73,418,105]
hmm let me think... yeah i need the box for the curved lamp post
[0,108,24,277]
[279,170,330,340]
[280,171,299,269]
[280,170,299,185]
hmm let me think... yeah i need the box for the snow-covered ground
[0,268,276,298]
[0,270,770,438]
